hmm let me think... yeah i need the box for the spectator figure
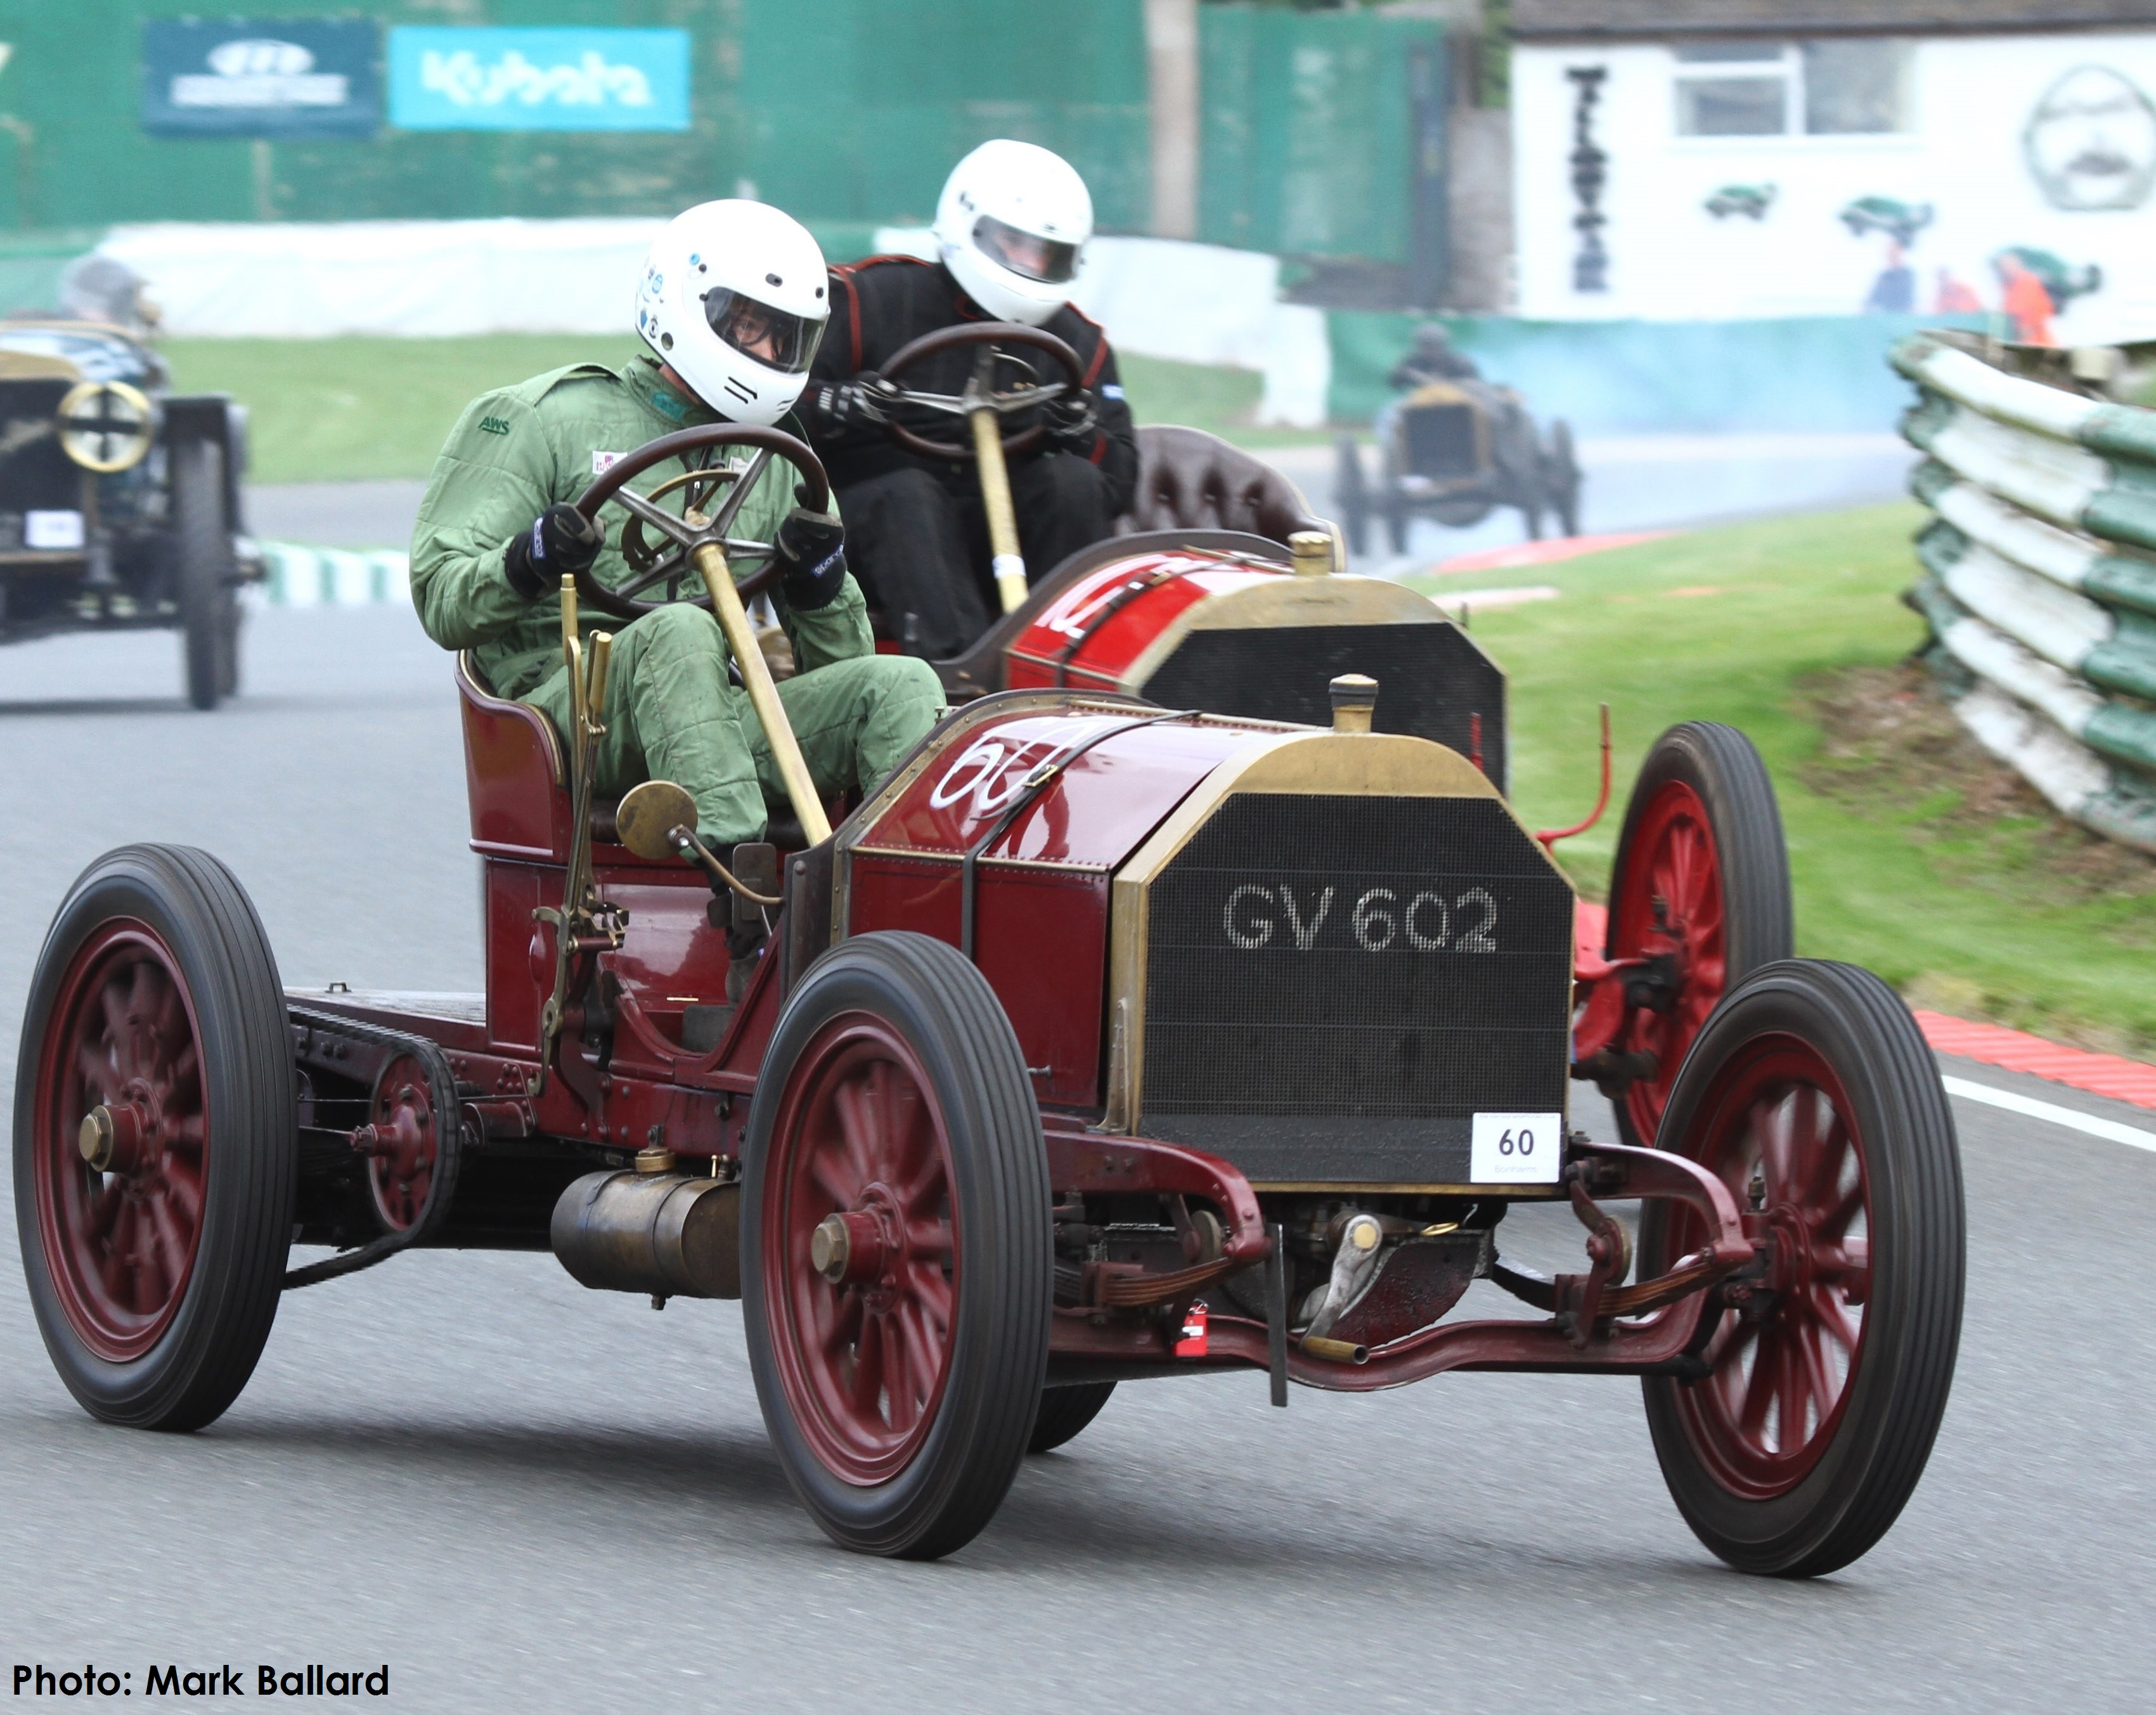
[1995,251,2058,346]
[1862,239,1915,314]
[1933,269,1983,315]
[1388,322,1480,390]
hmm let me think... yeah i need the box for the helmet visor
[702,287,824,375]
[972,215,1080,285]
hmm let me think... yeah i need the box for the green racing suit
[410,352,943,845]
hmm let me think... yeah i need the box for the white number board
[1471,1112,1562,1184]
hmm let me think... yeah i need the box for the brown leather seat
[1115,424,1328,543]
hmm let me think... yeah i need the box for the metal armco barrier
[1895,331,2156,853]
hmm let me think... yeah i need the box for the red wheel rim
[762,1015,958,1485]
[32,921,210,1362]
[366,1054,437,1233]
[1665,1035,1871,1499]
[1612,780,1727,1144]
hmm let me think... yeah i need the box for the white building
[1509,1,2156,340]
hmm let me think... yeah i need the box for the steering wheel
[571,422,830,621]
[875,322,1087,462]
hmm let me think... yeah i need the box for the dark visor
[702,287,824,375]
[972,215,1080,285]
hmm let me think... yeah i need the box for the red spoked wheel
[766,1021,957,1484]
[16,845,294,1431]
[744,931,1050,1560]
[1659,1040,1868,1498]
[1639,961,1964,1577]
[1605,723,1791,1149]
[36,924,209,1361]
[365,1054,439,1234]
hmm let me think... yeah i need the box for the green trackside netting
[1197,5,1443,266]
[0,0,1149,234]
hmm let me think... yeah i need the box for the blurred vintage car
[0,267,258,708]
[1336,377,1582,556]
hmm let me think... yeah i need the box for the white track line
[1942,1075,2156,1153]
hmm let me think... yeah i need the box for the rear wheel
[743,931,1051,1558]
[172,438,238,711]
[1029,1381,1114,1454]
[1606,723,1792,1149]
[1639,960,1965,1577]
[1334,434,1369,559]
[1545,419,1582,538]
[15,845,295,1430]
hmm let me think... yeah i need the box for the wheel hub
[811,1205,893,1287]
[79,1097,155,1175]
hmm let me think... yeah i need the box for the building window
[1674,41,1788,136]
[1803,40,1911,134]
[1674,39,1911,138]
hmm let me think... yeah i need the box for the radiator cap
[1329,673,1378,734]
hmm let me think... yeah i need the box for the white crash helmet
[932,140,1093,327]
[634,200,829,427]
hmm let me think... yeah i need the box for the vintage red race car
[15,420,1965,1572]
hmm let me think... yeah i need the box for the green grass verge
[165,335,624,486]
[162,337,1321,486]
[1410,505,2156,1056]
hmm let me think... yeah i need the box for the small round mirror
[615,779,697,861]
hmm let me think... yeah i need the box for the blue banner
[141,18,382,139]
[387,27,691,133]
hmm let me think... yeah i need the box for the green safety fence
[1893,330,2156,853]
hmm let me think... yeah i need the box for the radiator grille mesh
[1138,793,1572,1175]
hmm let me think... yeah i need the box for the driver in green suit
[410,200,944,852]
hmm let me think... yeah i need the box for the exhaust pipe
[550,1171,741,1301]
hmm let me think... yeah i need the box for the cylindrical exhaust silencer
[550,1171,741,1300]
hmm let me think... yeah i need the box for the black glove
[1043,389,1097,449]
[773,489,847,611]
[806,372,891,434]
[503,502,602,600]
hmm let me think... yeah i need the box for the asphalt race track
[2,608,2151,1713]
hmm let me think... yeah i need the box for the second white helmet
[933,139,1094,327]
[635,200,829,427]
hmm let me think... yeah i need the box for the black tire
[1638,960,1965,1577]
[1028,1381,1114,1454]
[1546,419,1582,538]
[742,931,1052,1558]
[172,437,237,711]
[1606,723,1793,1151]
[1334,434,1369,559]
[15,845,295,1431]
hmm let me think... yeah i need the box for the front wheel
[742,931,1052,1558]
[16,845,295,1430]
[1639,960,1965,1577]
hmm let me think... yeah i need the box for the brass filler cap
[1329,673,1378,734]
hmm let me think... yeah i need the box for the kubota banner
[386,27,690,133]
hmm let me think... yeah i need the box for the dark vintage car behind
[0,318,258,708]
[1335,378,1583,555]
